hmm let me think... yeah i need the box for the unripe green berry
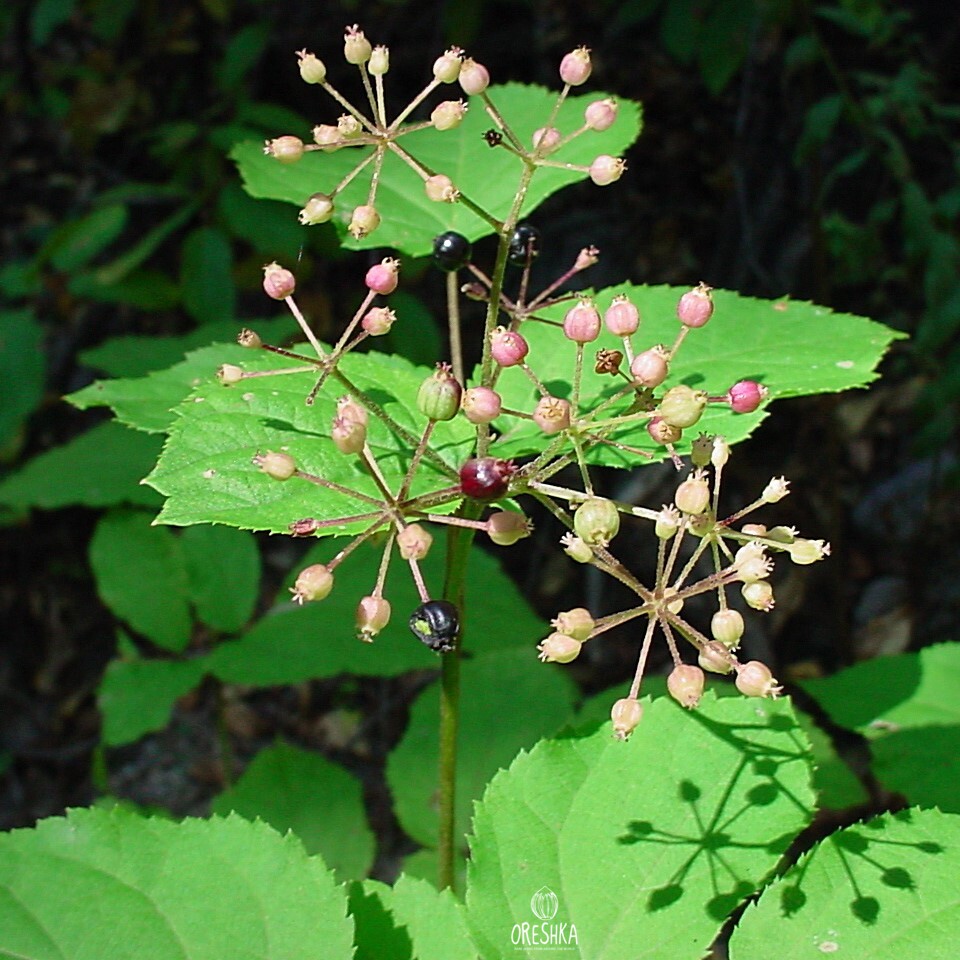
[561,534,593,563]
[265,135,304,164]
[433,48,463,83]
[291,563,334,604]
[417,364,462,421]
[574,497,620,546]
[675,471,711,515]
[218,363,244,385]
[788,538,831,564]
[655,505,681,539]
[487,510,531,546]
[356,595,391,641]
[397,523,433,560]
[255,450,296,481]
[537,632,582,663]
[658,384,707,429]
[551,607,595,642]
[698,640,735,674]
[735,660,782,699]
[343,25,372,65]
[369,45,389,76]
[348,205,381,240]
[299,193,335,225]
[741,580,775,612]
[297,50,327,84]
[711,609,745,647]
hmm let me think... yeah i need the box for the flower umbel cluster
[215,28,829,736]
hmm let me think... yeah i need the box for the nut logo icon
[530,886,559,921]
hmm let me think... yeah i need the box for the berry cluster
[216,27,828,734]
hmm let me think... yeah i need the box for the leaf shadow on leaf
[348,881,414,960]
[614,704,815,921]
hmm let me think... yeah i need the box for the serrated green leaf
[800,644,960,811]
[181,524,260,632]
[489,284,903,465]
[0,309,45,451]
[466,694,814,960]
[205,540,545,685]
[89,509,192,651]
[351,875,477,960]
[0,420,163,509]
[729,808,960,960]
[389,648,576,852]
[794,710,869,810]
[212,741,374,880]
[146,347,473,534]
[0,807,354,960]
[233,83,642,257]
[99,654,206,746]
[45,203,128,271]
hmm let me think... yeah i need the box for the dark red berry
[432,231,472,271]
[508,223,541,266]
[409,600,460,652]
[459,457,515,500]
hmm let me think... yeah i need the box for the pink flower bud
[562,298,602,343]
[291,563,334,604]
[589,155,626,186]
[262,262,295,300]
[356,595,391,641]
[431,99,467,131]
[461,386,502,424]
[630,347,670,388]
[727,379,768,414]
[537,632,582,663]
[559,46,592,86]
[490,326,529,366]
[667,664,706,709]
[264,136,304,164]
[425,174,458,202]
[349,205,380,240]
[433,47,463,83]
[344,24,372,65]
[458,58,490,95]
[299,193,334,225]
[361,306,396,336]
[584,98,618,131]
[297,50,327,84]
[532,126,562,155]
[677,282,714,327]
[533,396,571,434]
[398,523,433,560]
[604,295,640,336]
[364,257,400,295]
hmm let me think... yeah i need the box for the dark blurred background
[1,0,958,836]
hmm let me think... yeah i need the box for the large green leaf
[801,643,960,812]
[730,808,960,959]
[489,284,905,465]
[233,83,643,256]
[0,421,163,509]
[0,309,45,452]
[466,694,814,960]
[145,347,473,534]
[0,807,354,960]
[212,741,374,881]
[388,648,577,850]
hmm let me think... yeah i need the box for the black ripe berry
[508,223,541,266]
[409,599,460,652]
[459,457,515,501]
[432,232,472,272]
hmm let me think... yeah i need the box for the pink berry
[361,306,396,336]
[677,282,714,327]
[458,58,489,95]
[262,262,295,300]
[604,295,639,336]
[727,379,768,414]
[461,386,502,424]
[589,155,625,186]
[584,98,617,131]
[559,46,592,86]
[533,396,571,434]
[532,127,562,155]
[667,664,706,709]
[630,347,669,388]
[364,257,400,295]
[490,326,529,366]
[562,298,602,343]
[459,457,516,501]
[647,416,682,445]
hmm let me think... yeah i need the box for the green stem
[437,498,482,892]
